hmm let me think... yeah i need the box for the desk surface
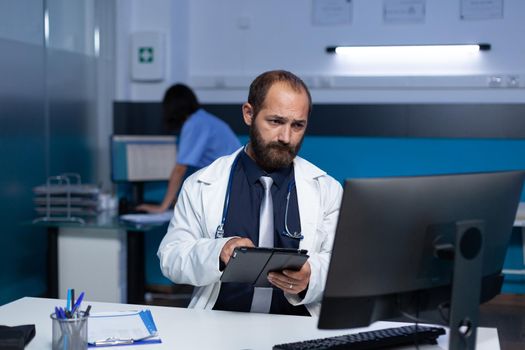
[0,297,500,350]
[515,203,525,227]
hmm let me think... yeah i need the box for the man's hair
[162,84,201,131]
[247,70,312,118]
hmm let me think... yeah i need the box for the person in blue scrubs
[137,84,241,213]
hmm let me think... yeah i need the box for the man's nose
[278,125,292,144]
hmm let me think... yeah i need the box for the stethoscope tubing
[215,151,303,240]
[215,153,240,239]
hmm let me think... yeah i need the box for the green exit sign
[138,47,154,63]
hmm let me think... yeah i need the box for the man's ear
[242,103,254,126]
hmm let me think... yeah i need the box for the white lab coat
[158,148,343,316]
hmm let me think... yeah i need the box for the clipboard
[87,310,161,347]
[220,247,309,287]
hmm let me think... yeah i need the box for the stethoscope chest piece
[215,224,224,239]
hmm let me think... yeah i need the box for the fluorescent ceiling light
[94,27,100,57]
[44,9,49,45]
[326,44,491,56]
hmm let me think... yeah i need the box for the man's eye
[269,119,283,125]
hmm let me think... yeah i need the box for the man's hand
[267,261,311,295]
[135,203,168,214]
[220,237,255,265]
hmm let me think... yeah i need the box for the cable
[395,292,422,349]
[437,301,451,323]
[414,292,420,350]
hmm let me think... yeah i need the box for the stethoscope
[215,152,304,240]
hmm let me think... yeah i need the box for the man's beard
[249,124,303,171]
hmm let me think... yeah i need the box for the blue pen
[55,306,61,319]
[66,289,71,312]
[71,292,84,314]
[55,306,65,319]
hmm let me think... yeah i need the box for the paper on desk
[88,310,159,344]
[119,211,173,224]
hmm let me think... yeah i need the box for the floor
[479,294,525,350]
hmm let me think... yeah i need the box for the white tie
[258,176,274,248]
[250,176,274,313]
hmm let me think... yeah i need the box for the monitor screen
[318,171,524,330]
[111,135,177,182]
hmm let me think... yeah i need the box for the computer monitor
[111,135,177,182]
[318,171,524,349]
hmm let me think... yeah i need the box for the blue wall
[301,136,525,187]
[143,135,525,290]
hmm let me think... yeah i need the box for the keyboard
[273,325,446,350]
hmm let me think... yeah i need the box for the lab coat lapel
[201,179,228,239]
[198,150,241,239]
[294,159,322,252]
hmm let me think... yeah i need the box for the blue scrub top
[177,108,241,168]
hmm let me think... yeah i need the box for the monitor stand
[118,182,145,215]
[131,182,145,204]
[436,220,485,350]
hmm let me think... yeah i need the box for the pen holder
[50,311,88,350]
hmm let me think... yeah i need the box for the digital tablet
[220,247,309,288]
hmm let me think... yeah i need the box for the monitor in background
[318,171,524,350]
[111,135,177,183]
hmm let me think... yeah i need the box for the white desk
[57,227,127,303]
[0,297,500,350]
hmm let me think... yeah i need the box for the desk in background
[509,203,525,272]
[0,297,501,350]
[30,210,168,304]
[514,202,525,264]
[30,204,525,304]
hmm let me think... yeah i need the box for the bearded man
[157,70,343,316]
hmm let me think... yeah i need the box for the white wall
[115,0,188,101]
[116,0,525,103]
